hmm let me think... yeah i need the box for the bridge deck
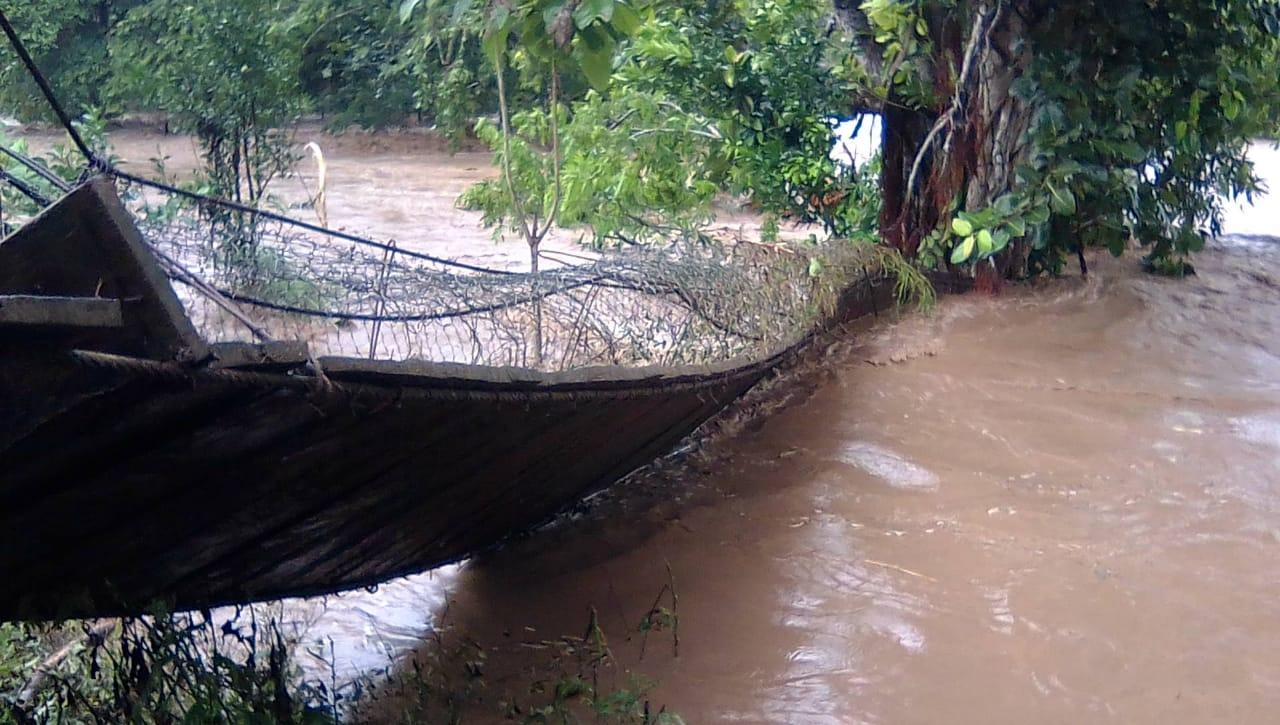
[0,180,910,620]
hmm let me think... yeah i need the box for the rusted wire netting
[116,176,877,371]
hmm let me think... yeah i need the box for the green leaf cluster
[944,194,1042,266]
[459,0,886,249]
[1019,1,1278,272]
[109,0,305,207]
[283,0,419,130]
[0,1,147,121]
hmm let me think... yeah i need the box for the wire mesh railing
[118,174,876,370]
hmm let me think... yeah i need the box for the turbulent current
[272,142,1277,722]
[296,140,1278,722]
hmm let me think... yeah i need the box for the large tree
[430,0,1280,277]
[839,0,1280,277]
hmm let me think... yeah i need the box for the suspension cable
[0,168,52,207]
[0,144,72,192]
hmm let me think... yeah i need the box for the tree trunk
[879,102,937,257]
[530,241,543,367]
[878,3,1036,277]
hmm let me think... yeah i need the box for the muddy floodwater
[360,144,1278,723]
[16,127,1280,721]
[286,141,1276,722]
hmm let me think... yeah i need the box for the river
[12,127,1280,722]
[10,125,788,269]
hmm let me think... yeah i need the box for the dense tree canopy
[844,0,1280,277]
[2,0,1278,276]
[109,0,304,205]
[0,1,144,118]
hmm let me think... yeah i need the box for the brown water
[17,126,1280,721]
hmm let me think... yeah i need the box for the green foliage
[7,0,1265,290]
[221,244,335,309]
[462,88,721,247]
[0,1,145,121]
[0,0,480,136]
[110,0,304,208]
[284,0,419,130]
[825,153,883,242]
[873,244,936,310]
[479,0,646,90]
[619,0,869,235]
[458,104,567,245]
[457,0,886,249]
[1014,0,1280,273]
[0,623,36,694]
[0,615,339,724]
[941,196,1027,266]
[503,597,682,724]
[553,92,720,246]
[402,0,647,92]
[857,0,935,108]
[866,0,1280,275]
[0,111,115,224]
[399,0,496,145]
[361,585,685,724]
[435,0,652,266]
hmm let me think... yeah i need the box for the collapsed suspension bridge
[0,10,938,621]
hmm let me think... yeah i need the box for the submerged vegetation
[0,614,340,724]
[359,607,685,724]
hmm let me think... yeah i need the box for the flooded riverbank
[229,139,1279,722]
[11,125,796,271]
[11,125,1279,721]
